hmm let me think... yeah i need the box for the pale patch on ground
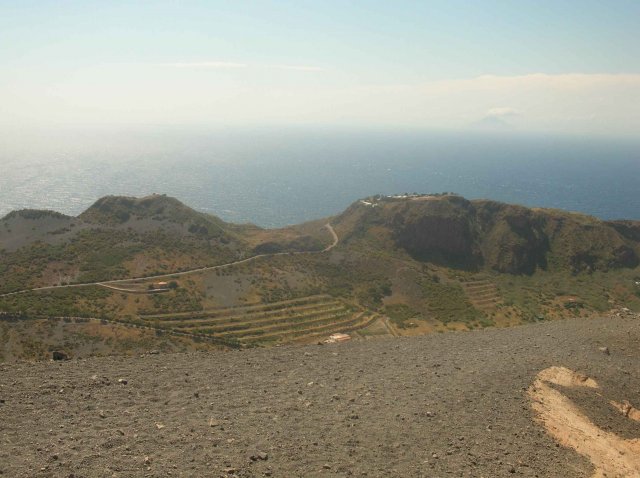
[528,366,640,477]
[611,400,640,423]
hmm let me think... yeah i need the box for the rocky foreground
[1,313,640,478]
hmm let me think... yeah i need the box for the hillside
[1,193,640,360]
[334,194,640,274]
[0,194,334,295]
[2,313,640,477]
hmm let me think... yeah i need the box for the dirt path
[528,366,640,477]
[0,224,339,298]
[381,316,400,337]
[322,223,339,252]
[3,314,639,477]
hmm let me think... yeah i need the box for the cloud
[268,65,325,72]
[157,61,324,72]
[486,107,518,118]
[159,61,248,69]
[3,68,638,136]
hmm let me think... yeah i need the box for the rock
[250,451,268,461]
[598,346,610,355]
[52,351,68,361]
[99,410,106,419]
[149,350,160,355]
[155,423,165,430]
[208,418,221,427]
[118,378,128,385]
[144,456,151,465]
[224,467,237,474]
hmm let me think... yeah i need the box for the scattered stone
[52,351,68,361]
[250,451,268,461]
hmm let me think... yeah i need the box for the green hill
[1,193,639,360]
[334,194,640,275]
[0,195,250,293]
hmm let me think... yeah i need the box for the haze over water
[1,128,638,228]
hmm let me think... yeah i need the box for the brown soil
[1,314,640,477]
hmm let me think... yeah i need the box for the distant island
[1,193,639,360]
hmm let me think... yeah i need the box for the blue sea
[0,127,638,227]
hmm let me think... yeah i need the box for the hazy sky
[1,0,639,135]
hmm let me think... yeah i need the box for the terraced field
[461,279,502,312]
[139,295,376,345]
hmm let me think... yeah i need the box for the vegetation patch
[422,277,483,324]
[384,304,421,328]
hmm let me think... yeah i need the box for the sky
[1,0,639,136]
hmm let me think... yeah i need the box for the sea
[1,127,638,227]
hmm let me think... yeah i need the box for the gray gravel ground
[1,314,639,477]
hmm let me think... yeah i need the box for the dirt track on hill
[0,224,339,299]
[1,314,640,477]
